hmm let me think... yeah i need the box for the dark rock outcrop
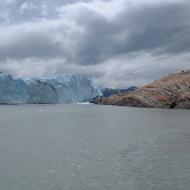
[94,70,190,109]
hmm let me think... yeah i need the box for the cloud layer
[0,0,190,87]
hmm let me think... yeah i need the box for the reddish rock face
[95,70,190,109]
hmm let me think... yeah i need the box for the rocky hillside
[94,70,190,109]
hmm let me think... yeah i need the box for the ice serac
[26,78,58,104]
[0,72,102,104]
[0,73,29,104]
[34,75,102,104]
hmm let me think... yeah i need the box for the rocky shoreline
[93,70,190,109]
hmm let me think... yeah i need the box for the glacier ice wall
[0,72,102,104]
[0,73,29,104]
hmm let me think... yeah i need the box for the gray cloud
[0,0,92,23]
[0,0,190,87]
[72,0,190,64]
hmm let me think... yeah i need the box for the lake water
[0,105,190,190]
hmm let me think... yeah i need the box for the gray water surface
[0,105,190,190]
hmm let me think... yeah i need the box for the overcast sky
[0,0,190,87]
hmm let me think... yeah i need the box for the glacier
[0,72,102,104]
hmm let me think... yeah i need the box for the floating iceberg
[0,72,102,104]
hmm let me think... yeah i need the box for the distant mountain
[0,73,102,104]
[101,87,137,97]
[94,70,190,109]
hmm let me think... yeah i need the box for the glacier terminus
[0,72,102,104]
